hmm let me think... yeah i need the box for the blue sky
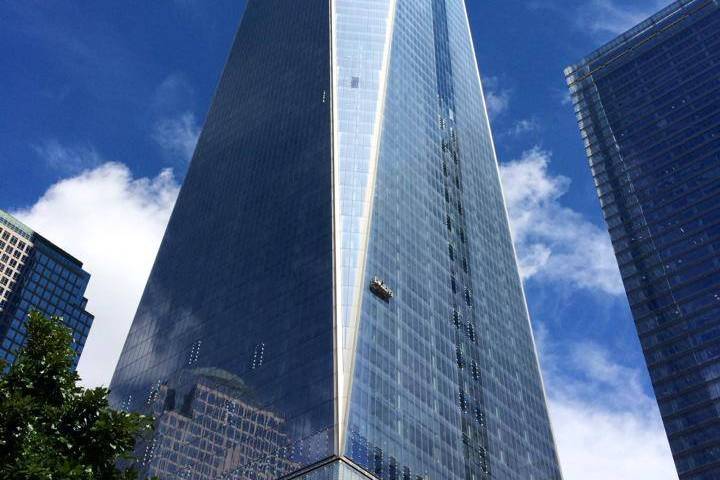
[0,0,678,478]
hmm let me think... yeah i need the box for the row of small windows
[585,9,719,81]
[0,228,29,249]
[641,309,720,358]
[598,155,720,228]
[0,242,29,258]
[1,255,23,272]
[19,287,89,325]
[36,252,85,285]
[636,285,720,335]
[11,301,91,340]
[613,218,720,286]
[586,103,720,196]
[26,274,82,301]
[2,267,20,281]
[576,61,720,165]
[0,219,26,239]
[596,29,720,113]
[592,134,720,204]
[0,229,29,313]
[606,183,720,258]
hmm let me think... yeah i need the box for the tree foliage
[0,311,152,479]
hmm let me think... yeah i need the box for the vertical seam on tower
[329,0,341,458]
[337,0,400,456]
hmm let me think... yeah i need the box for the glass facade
[565,1,720,478]
[344,0,561,478]
[109,0,336,477]
[110,1,561,479]
[0,209,93,368]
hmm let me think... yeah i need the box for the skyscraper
[565,1,720,478]
[110,1,562,479]
[0,209,94,368]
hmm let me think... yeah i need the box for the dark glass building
[0,209,94,368]
[565,1,720,478]
[110,1,562,479]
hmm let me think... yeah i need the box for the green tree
[0,311,153,479]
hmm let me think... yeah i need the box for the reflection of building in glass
[110,0,562,478]
[141,369,298,480]
[0,209,93,368]
[565,1,720,478]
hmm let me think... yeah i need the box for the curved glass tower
[109,1,562,479]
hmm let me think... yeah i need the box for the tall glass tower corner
[110,1,563,479]
[565,1,720,478]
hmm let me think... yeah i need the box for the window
[351,76,360,88]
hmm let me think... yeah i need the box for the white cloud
[550,398,677,480]
[482,76,511,119]
[485,90,510,118]
[499,147,624,295]
[508,118,539,137]
[32,139,102,173]
[577,0,672,36]
[560,89,573,107]
[150,74,200,163]
[152,74,195,113]
[536,332,677,480]
[152,111,200,163]
[13,161,179,387]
